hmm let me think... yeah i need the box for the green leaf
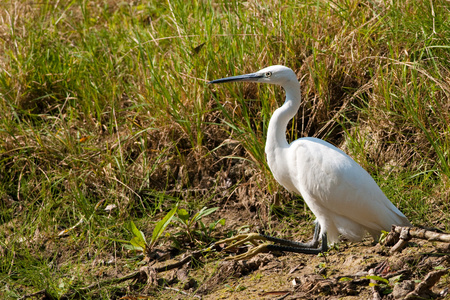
[198,220,206,230]
[389,275,403,284]
[130,236,146,249]
[339,277,353,282]
[176,208,190,223]
[378,230,389,243]
[209,218,226,231]
[150,204,178,247]
[130,221,146,245]
[107,238,135,244]
[123,244,144,251]
[192,207,219,223]
[172,216,183,225]
[190,207,206,225]
[365,275,389,284]
[208,221,215,231]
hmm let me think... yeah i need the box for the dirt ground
[9,205,449,300]
[124,208,450,300]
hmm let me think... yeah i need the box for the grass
[1,0,449,298]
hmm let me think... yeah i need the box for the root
[387,226,450,254]
[404,269,449,299]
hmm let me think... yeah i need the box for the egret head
[209,65,298,87]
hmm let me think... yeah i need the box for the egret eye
[265,71,272,78]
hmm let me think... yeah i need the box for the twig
[60,271,141,299]
[276,291,291,300]
[154,249,205,272]
[368,268,382,300]
[388,226,450,254]
[389,226,410,254]
[53,249,206,299]
[163,287,201,298]
[391,226,450,242]
[383,268,412,280]
[404,269,449,299]
[18,289,53,300]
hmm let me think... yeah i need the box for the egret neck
[265,80,302,184]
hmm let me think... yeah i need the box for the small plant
[365,275,392,295]
[121,204,178,257]
[173,206,225,244]
[378,230,390,244]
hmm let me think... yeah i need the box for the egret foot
[211,233,273,261]
[212,224,328,260]
[214,232,269,251]
[224,242,272,261]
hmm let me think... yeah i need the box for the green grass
[1,0,449,298]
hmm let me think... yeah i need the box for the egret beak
[209,72,263,84]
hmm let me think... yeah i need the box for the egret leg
[212,223,328,260]
[265,233,327,255]
[261,222,322,248]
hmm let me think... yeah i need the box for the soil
[9,196,450,300]
[124,208,450,300]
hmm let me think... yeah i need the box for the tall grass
[0,0,449,298]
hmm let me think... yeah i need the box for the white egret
[209,65,411,259]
